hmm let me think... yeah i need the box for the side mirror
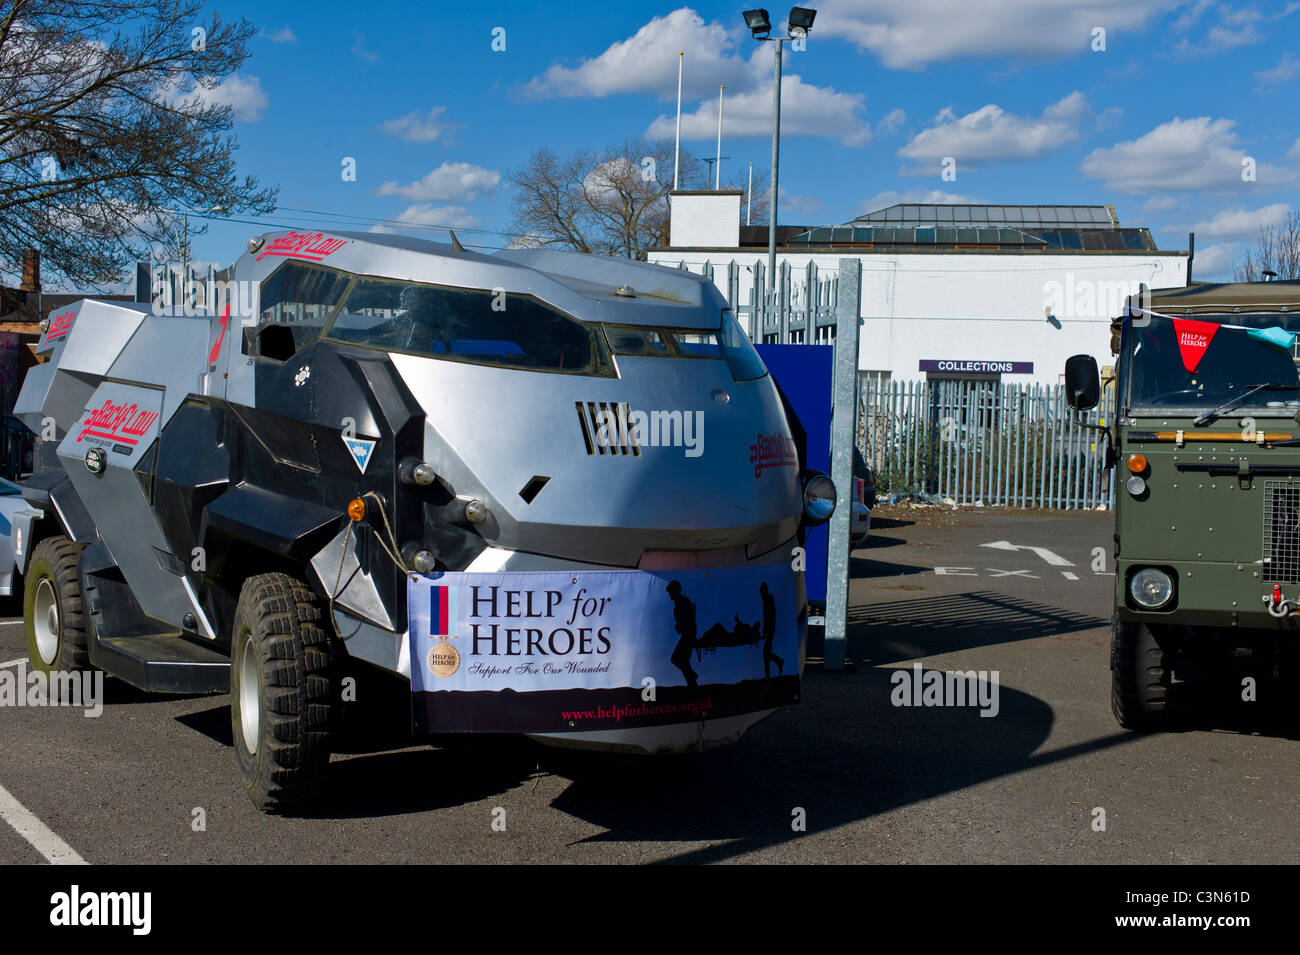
[1064,354,1100,411]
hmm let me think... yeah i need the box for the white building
[649,193,1191,384]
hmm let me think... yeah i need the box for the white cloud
[351,32,378,63]
[1081,116,1298,193]
[381,106,458,143]
[1171,2,1299,57]
[1190,241,1239,280]
[374,162,500,201]
[1288,139,1300,161]
[527,8,873,145]
[520,8,736,101]
[185,74,268,122]
[1139,195,1180,217]
[779,188,824,215]
[854,189,986,216]
[369,204,480,235]
[647,71,871,146]
[266,27,297,43]
[815,0,1179,69]
[1256,52,1300,91]
[1185,203,1292,240]
[875,108,905,136]
[897,93,1093,170]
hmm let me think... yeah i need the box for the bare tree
[1233,210,1300,282]
[0,0,276,287]
[508,138,766,259]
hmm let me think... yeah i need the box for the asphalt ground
[1,506,1298,864]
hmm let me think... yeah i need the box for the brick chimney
[20,249,40,292]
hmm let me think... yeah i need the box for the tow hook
[1265,584,1293,618]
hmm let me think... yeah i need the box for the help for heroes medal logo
[426,585,460,678]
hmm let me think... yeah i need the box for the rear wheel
[230,572,333,812]
[23,536,90,677]
[1111,617,1174,730]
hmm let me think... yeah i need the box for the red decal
[207,303,231,367]
[748,432,798,478]
[255,231,347,262]
[46,310,75,338]
[1172,318,1219,372]
[77,400,158,446]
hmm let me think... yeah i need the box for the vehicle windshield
[1124,313,1300,413]
[325,278,614,376]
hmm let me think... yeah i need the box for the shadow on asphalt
[842,590,1108,665]
[848,555,927,578]
[868,517,915,531]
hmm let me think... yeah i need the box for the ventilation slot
[519,475,550,504]
[1263,481,1300,582]
[575,401,641,457]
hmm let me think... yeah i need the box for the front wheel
[230,572,333,812]
[1111,617,1174,731]
[23,536,91,678]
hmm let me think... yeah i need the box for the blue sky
[179,0,1300,281]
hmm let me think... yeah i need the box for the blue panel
[755,344,833,603]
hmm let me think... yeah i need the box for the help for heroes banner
[408,565,800,733]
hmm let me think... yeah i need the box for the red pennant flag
[1172,318,1219,372]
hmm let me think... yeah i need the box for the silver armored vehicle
[14,231,831,811]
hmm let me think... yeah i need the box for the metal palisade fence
[858,377,1117,510]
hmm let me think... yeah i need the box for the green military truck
[1065,280,1300,729]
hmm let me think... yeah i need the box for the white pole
[747,162,753,225]
[673,51,684,191]
[715,84,724,189]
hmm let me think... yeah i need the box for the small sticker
[15,527,22,556]
[343,436,376,473]
[294,365,311,387]
[84,447,107,474]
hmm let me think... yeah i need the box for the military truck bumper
[1116,557,1300,631]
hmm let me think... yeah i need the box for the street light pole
[767,38,783,282]
[744,7,815,288]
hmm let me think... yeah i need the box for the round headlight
[1125,475,1146,496]
[802,472,836,524]
[1130,568,1174,609]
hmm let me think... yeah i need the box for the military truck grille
[1262,481,1300,582]
[575,401,641,456]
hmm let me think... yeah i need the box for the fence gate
[858,378,1116,510]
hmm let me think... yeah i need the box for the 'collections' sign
[920,359,1034,374]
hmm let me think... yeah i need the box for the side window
[249,262,352,361]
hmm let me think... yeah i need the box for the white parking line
[0,782,87,864]
[0,658,25,669]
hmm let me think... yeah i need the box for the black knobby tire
[230,572,334,812]
[23,536,91,677]
[1111,617,1173,730]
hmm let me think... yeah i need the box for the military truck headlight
[1125,475,1146,496]
[1130,568,1174,609]
[802,472,836,525]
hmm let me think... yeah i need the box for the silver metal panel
[310,523,396,631]
[391,352,802,567]
[57,382,199,633]
[51,300,149,378]
[108,314,211,424]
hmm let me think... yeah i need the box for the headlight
[802,472,836,524]
[1130,567,1174,609]
[1125,475,1146,496]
